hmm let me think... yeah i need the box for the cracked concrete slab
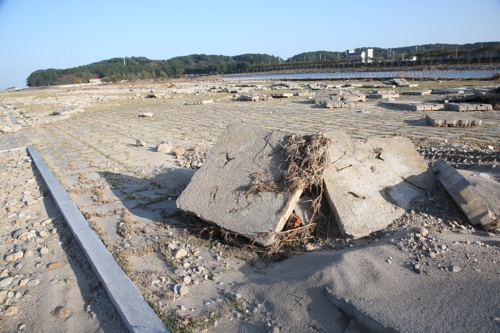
[177,123,302,246]
[323,131,437,238]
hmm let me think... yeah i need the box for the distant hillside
[26,53,283,86]
[26,42,500,86]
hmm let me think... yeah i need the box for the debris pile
[175,123,498,250]
[315,89,365,108]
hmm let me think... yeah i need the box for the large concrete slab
[176,123,302,246]
[431,158,497,227]
[444,103,493,111]
[323,132,437,238]
[426,112,482,127]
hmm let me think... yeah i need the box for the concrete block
[445,94,477,102]
[271,93,293,98]
[431,159,496,227]
[323,132,437,238]
[426,113,482,127]
[445,103,493,112]
[240,94,261,101]
[177,124,302,246]
[401,90,432,96]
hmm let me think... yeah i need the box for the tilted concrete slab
[431,159,497,227]
[176,123,302,246]
[323,132,437,238]
[426,112,482,127]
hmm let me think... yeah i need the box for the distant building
[89,78,102,84]
[346,48,374,63]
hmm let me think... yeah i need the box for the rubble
[383,78,418,87]
[315,89,365,108]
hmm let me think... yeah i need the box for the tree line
[26,42,500,86]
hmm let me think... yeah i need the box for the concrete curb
[26,145,169,333]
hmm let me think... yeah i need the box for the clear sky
[1,0,499,90]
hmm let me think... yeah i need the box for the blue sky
[1,0,499,90]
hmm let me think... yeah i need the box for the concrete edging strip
[26,145,169,333]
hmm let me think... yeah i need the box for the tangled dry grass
[242,132,332,255]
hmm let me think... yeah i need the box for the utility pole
[123,58,126,66]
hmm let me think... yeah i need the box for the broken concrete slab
[271,93,293,98]
[380,101,444,111]
[445,94,477,102]
[444,103,492,111]
[176,123,302,246]
[401,90,432,96]
[367,93,399,99]
[323,131,437,238]
[315,89,365,108]
[426,113,482,127]
[383,78,418,87]
[432,88,472,94]
[184,99,214,105]
[431,159,497,227]
[240,94,261,102]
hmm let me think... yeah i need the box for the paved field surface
[1,78,499,332]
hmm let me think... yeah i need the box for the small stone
[0,290,7,303]
[451,266,461,273]
[156,143,171,153]
[27,279,40,286]
[183,276,192,285]
[39,247,49,255]
[5,251,24,262]
[12,228,29,240]
[18,323,26,330]
[53,306,70,319]
[179,305,187,311]
[65,277,76,284]
[48,261,64,269]
[174,268,186,276]
[0,277,14,288]
[174,248,188,259]
[14,263,23,271]
[252,307,259,314]
[136,139,146,147]
[3,306,18,316]
[419,227,429,237]
[19,279,29,287]
[38,230,49,238]
[174,284,189,296]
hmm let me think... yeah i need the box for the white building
[346,48,374,63]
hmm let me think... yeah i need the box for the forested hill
[26,54,283,86]
[26,42,500,86]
